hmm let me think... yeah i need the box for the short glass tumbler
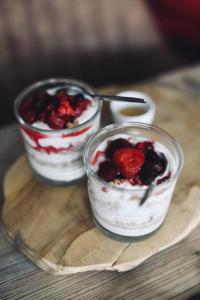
[14,78,102,184]
[84,123,184,241]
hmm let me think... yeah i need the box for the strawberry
[58,99,76,117]
[113,148,144,179]
[105,138,133,159]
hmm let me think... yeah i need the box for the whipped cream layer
[21,115,100,182]
[88,133,176,237]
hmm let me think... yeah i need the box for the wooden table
[1,66,200,300]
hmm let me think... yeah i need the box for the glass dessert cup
[84,123,184,242]
[14,78,102,185]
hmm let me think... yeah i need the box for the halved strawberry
[113,148,144,179]
[105,138,133,159]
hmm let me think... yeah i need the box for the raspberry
[97,161,120,182]
[58,99,76,117]
[135,141,154,152]
[19,88,92,129]
[46,111,66,129]
[113,148,145,179]
[105,138,134,159]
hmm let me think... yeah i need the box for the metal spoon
[139,185,153,206]
[93,94,147,104]
[47,84,147,104]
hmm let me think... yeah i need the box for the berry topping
[135,141,154,152]
[113,148,145,179]
[46,111,66,129]
[105,138,133,159]
[96,137,169,186]
[138,150,167,185]
[22,111,37,124]
[97,161,120,182]
[58,99,76,117]
[19,88,91,129]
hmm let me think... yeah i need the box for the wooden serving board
[1,83,200,274]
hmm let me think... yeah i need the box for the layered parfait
[84,124,183,240]
[14,79,102,184]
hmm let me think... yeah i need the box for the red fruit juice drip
[101,187,108,192]
[62,125,91,138]
[91,150,105,165]
[21,126,74,154]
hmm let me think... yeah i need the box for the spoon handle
[94,94,147,104]
[139,185,153,206]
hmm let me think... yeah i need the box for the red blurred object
[148,0,200,45]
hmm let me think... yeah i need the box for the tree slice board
[1,83,200,274]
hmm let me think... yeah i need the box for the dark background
[0,0,199,126]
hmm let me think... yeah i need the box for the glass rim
[83,122,184,192]
[14,78,102,134]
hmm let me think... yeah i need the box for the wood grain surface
[0,66,200,299]
[1,152,200,275]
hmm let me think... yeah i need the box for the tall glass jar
[14,78,102,184]
[84,123,184,241]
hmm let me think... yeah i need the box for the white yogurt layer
[88,133,176,237]
[21,115,100,182]
[32,122,50,130]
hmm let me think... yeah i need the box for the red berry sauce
[97,139,170,186]
[19,89,92,130]
[21,126,75,154]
